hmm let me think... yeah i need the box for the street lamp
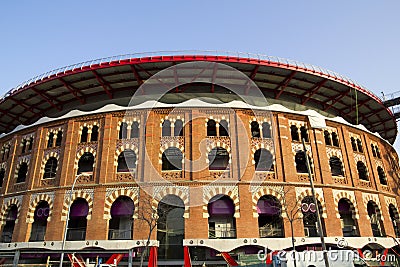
[59,173,90,267]
[301,138,330,267]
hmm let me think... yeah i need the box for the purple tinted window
[257,199,280,215]
[111,197,134,217]
[70,199,89,217]
[208,198,234,215]
[338,200,351,214]
[6,206,18,221]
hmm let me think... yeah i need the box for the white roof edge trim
[0,99,393,147]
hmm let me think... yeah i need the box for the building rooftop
[0,51,396,143]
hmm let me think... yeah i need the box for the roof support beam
[59,78,85,104]
[343,98,370,116]
[323,89,351,112]
[0,109,23,124]
[245,65,259,95]
[301,79,328,104]
[31,87,62,111]
[274,71,297,99]
[92,70,113,99]
[9,97,44,117]
[130,65,143,85]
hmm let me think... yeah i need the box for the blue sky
[1,1,400,149]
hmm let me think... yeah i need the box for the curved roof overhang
[0,52,396,143]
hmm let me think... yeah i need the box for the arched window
[350,137,357,152]
[367,201,385,237]
[21,139,27,154]
[376,146,381,159]
[377,166,387,185]
[91,125,99,142]
[77,152,94,174]
[257,195,283,237]
[295,152,311,174]
[332,132,339,147]
[29,201,49,241]
[47,133,54,148]
[324,131,331,146]
[131,121,139,138]
[254,149,274,171]
[119,122,128,139]
[108,196,134,240]
[17,162,28,183]
[67,198,88,241]
[371,144,377,157]
[302,197,325,237]
[80,127,88,143]
[389,204,400,237]
[157,195,185,259]
[290,125,299,141]
[219,120,229,137]
[251,121,260,138]
[338,199,358,237]
[356,161,368,181]
[162,120,171,137]
[262,122,271,138]
[1,205,18,243]
[56,131,63,146]
[300,126,309,142]
[43,157,58,179]
[329,156,343,176]
[0,168,5,187]
[208,147,229,170]
[162,147,183,171]
[207,120,217,136]
[174,120,184,137]
[28,137,33,151]
[356,139,363,153]
[117,150,137,172]
[208,195,236,239]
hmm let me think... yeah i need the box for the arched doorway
[338,198,359,237]
[367,201,385,237]
[157,195,185,260]
[208,195,236,239]
[301,196,326,237]
[1,205,18,243]
[67,198,89,241]
[108,196,134,240]
[30,201,50,241]
[257,195,283,237]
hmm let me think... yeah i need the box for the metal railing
[209,229,237,239]
[66,228,86,241]
[0,50,374,101]
[108,229,132,240]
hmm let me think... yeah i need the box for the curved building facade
[0,52,399,266]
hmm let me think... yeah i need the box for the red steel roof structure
[0,51,396,143]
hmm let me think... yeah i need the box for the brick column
[322,188,342,236]
[235,184,259,238]
[86,188,108,240]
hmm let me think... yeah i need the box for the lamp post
[302,138,330,267]
[59,173,89,267]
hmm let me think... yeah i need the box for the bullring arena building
[0,51,400,266]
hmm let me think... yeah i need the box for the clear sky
[1,1,400,150]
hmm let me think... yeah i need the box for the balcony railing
[108,229,132,240]
[0,232,12,243]
[209,229,237,239]
[259,227,283,238]
[29,229,46,241]
[66,228,86,241]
